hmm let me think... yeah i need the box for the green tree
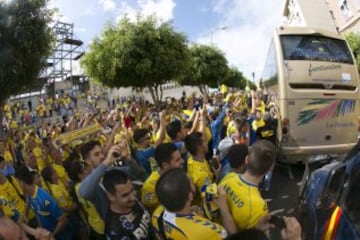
[177,44,228,95]
[81,16,189,103]
[346,32,360,73]
[0,0,54,108]
[221,66,247,89]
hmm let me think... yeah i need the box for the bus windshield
[281,35,353,64]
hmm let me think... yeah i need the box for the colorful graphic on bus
[296,99,356,126]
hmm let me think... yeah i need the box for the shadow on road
[262,163,305,239]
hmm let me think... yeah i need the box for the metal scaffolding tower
[45,21,85,94]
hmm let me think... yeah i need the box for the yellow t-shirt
[10,121,18,129]
[0,177,26,220]
[258,101,266,114]
[64,97,72,105]
[47,98,53,110]
[219,172,268,231]
[3,150,13,163]
[62,150,70,161]
[187,155,214,205]
[201,126,212,144]
[75,184,104,234]
[252,119,265,132]
[52,164,70,187]
[36,104,46,117]
[48,182,74,211]
[3,104,10,113]
[141,171,160,211]
[152,206,227,240]
[226,120,237,137]
[24,134,42,146]
[33,147,46,171]
[153,130,171,144]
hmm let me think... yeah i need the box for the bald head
[0,216,28,240]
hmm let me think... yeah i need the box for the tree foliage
[222,66,248,89]
[81,16,189,103]
[346,32,360,73]
[177,44,228,95]
[0,0,54,105]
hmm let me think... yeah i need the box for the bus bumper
[281,142,357,159]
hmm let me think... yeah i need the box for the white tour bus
[261,26,360,163]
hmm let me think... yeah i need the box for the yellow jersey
[197,126,212,144]
[252,119,265,132]
[187,155,214,205]
[0,177,26,221]
[219,172,268,231]
[52,163,70,187]
[47,98,53,110]
[226,121,237,137]
[33,147,47,171]
[151,206,227,240]
[153,130,171,144]
[141,171,160,211]
[3,150,13,163]
[10,121,18,129]
[3,104,10,113]
[36,104,46,117]
[258,101,266,114]
[62,150,70,161]
[48,182,74,211]
[75,184,104,234]
[24,134,42,146]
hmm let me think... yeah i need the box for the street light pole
[210,26,227,45]
[252,72,255,84]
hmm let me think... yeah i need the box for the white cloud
[52,11,71,24]
[116,0,176,23]
[116,2,138,22]
[138,0,175,21]
[98,0,116,11]
[198,0,286,80]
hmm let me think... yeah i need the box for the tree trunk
[148,86,157,104]
[159,85,163,102]
[154,85,159,103]
[198,85,206,95]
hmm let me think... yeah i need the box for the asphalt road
[262,163,305,238]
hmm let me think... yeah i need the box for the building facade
[283,0,360,34]
[327,0,360,33]
[283,0,338,33]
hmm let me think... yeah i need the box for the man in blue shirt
[134,110,166,174]
[15,166,70,240]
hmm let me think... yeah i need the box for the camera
[269,215,286,229]
[112,152,124,167]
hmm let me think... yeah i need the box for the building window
[329,10,335,20]
[340,0,353,20]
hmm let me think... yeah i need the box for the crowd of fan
[0,88,301,240]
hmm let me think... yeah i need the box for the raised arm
[78,145,121,200]
[154,110,167,147]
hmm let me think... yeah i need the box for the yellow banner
[53,123,103,147]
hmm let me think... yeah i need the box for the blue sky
[49,0,285,80]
